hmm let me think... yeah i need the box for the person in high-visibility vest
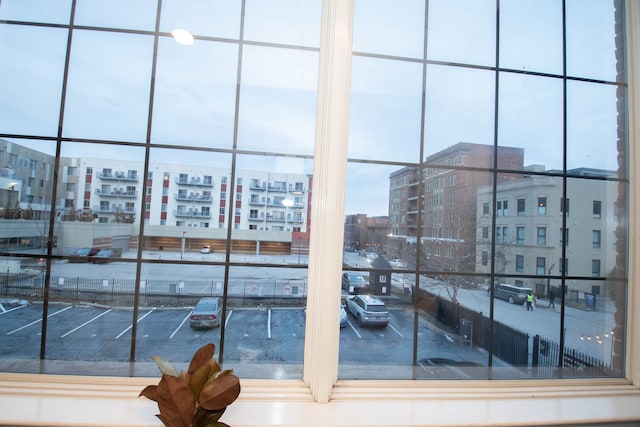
[526,292,534,311]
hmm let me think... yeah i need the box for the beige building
[476,167,619,298]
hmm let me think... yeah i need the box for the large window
[0,1,638,425]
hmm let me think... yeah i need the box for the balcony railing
[174,194,213,203]
[175,177,214,187]
[174,210,212,218]
[95,189,138,198]
[97,172,138,182]
[94,206,136,214]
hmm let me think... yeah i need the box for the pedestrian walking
[526,292,534,311]
[548,289,555,310]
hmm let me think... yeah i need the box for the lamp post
[181,231,186,260]
[547,263,555,296]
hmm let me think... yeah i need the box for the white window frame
[0,1,639,426]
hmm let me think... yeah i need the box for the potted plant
[140,343,240,427]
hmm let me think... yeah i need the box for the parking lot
[0,298,491,379]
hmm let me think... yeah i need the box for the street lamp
[181,231,186,260]
[546,263,555,296]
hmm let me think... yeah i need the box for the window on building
[560,228,569,246]
[516,226,525,245]
[593,200,602,218]
[482,202,489,215]
[592,259,601,277]
[517,198,525,215]
[560,197,569,216]
[536,257,546,276]
[537,197,547,215]
[593,230,602,248]
[515,255,524,273]
[537,227,547,245]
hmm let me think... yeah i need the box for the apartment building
[475,167,619,296]
[389,142,524,272]
[1,141,311,254]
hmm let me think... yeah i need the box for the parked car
[91,249,113,264]
[342,272,369,293]
[200,245,212,254]
[69,247,101,263]
[345,294,389,327]
[489,283,533,304]
[189,297,223,328]
[340,303,347,328]
[389,258,408,269]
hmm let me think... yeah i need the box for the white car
[200,245,211,254]
[389,258,408,269]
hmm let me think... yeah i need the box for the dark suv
[345,294,389,327]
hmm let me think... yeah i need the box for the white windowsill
[1,374,640,426]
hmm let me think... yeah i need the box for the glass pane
[159,0,242,40]
[499,0,563,75]
[224,266,306,379]
[237,45,318,154]
[498,72,564,170]
[349,56,423,162]
[151,37,239,148]
[0,0,71,24]
[43,262,137,375]
[415,273,492,380]
[561,280,622,378]
[62,30,154,142]
[427,0,496,67]
[133,262,224,376]
[420,170,493,275]
[0,24,67,137]
[566,0,622,82]
[353,0,425,59]
[244,0,322,47]
[58,142,145,262]
[567,80,621,172]
[143,148,231,260]
[235,154,313,265]
[424,65,495,158]
[74,0,157,31]
[0,139,57,254]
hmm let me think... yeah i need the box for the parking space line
[61,309,112,338]
[388,323,404,338]
[225,309,233,327]
[116,308,155,339]
[0,304,27,315]
[267,308,271,339]
[347,320,361,338]
[6,306,73,335]
[170,311,192,339]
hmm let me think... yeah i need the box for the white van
[489,283,533,304]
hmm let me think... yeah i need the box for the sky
[0,0,624,217]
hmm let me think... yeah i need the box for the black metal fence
[2,271,308,307]
[532,335,612,376]
[417,287,609,371]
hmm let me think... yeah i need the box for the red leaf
[199,375,241,411]
[156,375,196,427]
[188,343,216,375]
[139,384,160,402]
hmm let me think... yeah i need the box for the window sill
[1,374,640,426]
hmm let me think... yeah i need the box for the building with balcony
[389,142,524,273]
